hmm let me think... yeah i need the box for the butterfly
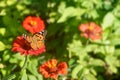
[23,30,47,50]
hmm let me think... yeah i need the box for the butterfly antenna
[44,30,47,37]
[22,34,27,39]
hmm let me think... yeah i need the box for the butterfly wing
[23,30,46,50]
[32,32,45,50]
[23,34,33,43]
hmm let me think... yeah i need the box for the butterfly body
[23,30,47,50]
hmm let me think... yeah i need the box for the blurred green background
[0,0,120,80]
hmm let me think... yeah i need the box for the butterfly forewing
[23,30,47,50]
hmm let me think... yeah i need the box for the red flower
[39,59,68,80]
[78,22,102,40]
[12,36,46,56]
[22,16,45,34]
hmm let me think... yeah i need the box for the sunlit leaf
[3,50,10,61]
[105,46,115,54]
[21,70,28,80]
[27,59,38,76]
[105,55,118,69]
[37,74,43,80]
[102,27,111,40]
[28,75,37,80]
[0,1,6,7]
[83,73,97,80]
[6,0,16,6]
[2,74,16,80]
[0,28,6,36]
[23,0,32,5]
[90,68,97,76]
[58,1,66,13]
[89,59,105,66]
[102,12,115,30]
[72,64,83,78]
[85,44,98,52]
[67,40,85,57]
[113,5,120,18]
[109,65,117,73]
[0,41,5,51]
[103,0,112,10]
[16,4,26,11]
[57,7,78,23]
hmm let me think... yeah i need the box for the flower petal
[57,62,68,75]
[22,16,45,34]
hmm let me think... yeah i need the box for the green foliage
[0,0,120,80]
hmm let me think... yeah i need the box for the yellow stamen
[48,62,52,68]
[30,20,36,26]
[51,61,56,68]
[47,60,57,69]
[89,26,93,31]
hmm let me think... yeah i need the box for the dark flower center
[23,41,32,50]
[48,67,58,74]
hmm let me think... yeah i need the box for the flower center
[23,41,32,50]
[88,26,93,31]
[47,61,58,73]
[49,67,58,73]
[30,20,36,27]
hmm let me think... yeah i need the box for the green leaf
[81,0,93,8]
[68,58,76,67]
[85,44,98,52]
[89,9,99,19]
[103,1,112,10]
[3,50,10,61]
[23,0,32,5]
[0,1,6,7]
[28,75,37,80]
[113,5,120,18]
[3,15,18,35]
[102,12,115,30]
[16,4,26,11]
[0,28,6,36]
[97,75,104,80]
[2,74,16,80]
[9,54,24,64]
[37,74,44,80]
[58,1,66,13]
[27,59,38,76]
[6,0,16,6]
[0,41,5,51]
[89,59,105,66]
[102,27,111,40]
[83,73,97,80]
[72,64,83,78]
[110,36,120,45]
[12,53,25,60]
[109,65,117,73]
[21,70,28,80]
[114,49,120,58]
[57,7,78,23]
[37,74,43,80]
[105,55,118,67]
[90,68,97,76]
[105,46,115,54]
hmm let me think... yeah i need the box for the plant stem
[85,39,90,47]
[21,56,29,71]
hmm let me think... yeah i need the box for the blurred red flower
[22,16,45,34]
[39,59,68,80]
[12,36,46,55]
[78,22,102,40]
